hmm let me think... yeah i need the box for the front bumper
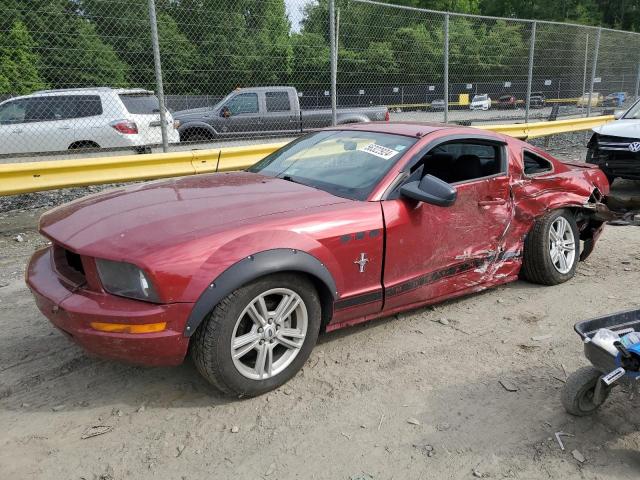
[587,146,640,180]
[26,247,192,366]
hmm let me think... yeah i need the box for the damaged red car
[27,123,610,396]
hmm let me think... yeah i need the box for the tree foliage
[0,0,638,96]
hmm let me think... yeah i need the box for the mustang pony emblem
[354,253,370,273]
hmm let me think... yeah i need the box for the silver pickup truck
[173,86,389,142]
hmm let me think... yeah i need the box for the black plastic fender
[183,248,338,337]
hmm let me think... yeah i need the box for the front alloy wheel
[231,288,308,380]
[192,273,321,397]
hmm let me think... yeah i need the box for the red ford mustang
[27,123,610,396]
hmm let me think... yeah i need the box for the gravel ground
[1,132,640,480]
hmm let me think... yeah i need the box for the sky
[285,0,311,32]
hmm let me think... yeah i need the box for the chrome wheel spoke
[276,334,302,350]
[280,327,305,340]
[255,344,269,379]
[247,300,267,327]
[233,330,260,350]
[233,337,260,360]
[558,252,568,271]
[279,296,301,322]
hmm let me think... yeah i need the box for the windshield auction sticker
[358,143,399,160]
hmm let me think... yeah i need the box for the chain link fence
[0,0,639,161]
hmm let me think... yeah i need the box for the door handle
[478,198,506,207]
[58,126,72,130]
[12,129,23,134]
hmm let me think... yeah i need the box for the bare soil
[1,138,640,479]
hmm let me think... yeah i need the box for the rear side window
[119,94,160,114]
[523,151,553,175]
[266,91,291,112]
[74,95,102,117]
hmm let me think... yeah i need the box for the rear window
[119,93,160,114]
[266,91,291,112]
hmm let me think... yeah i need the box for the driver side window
[415,141,505,184]
[225,93,258,115]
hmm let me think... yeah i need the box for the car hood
[593,119,640,138]
[173,106,215,120]
[39,172,349,258]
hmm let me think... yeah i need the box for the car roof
[330,121,448,137]
[328,121,506,141]
[10,87,153,100]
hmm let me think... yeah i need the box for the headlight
[95,259,161,303]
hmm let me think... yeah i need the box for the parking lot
[1,137,639,480]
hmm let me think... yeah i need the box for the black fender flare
[183,248,338,337]
[178,121,217,138]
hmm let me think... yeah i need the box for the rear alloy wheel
[521,209,580,285]
[192,273,321,397]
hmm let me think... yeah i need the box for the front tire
[561,366,610,416]
[191,273,321,397]
[521,209,580,285]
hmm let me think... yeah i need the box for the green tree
[0,20,46,94]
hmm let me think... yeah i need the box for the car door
[217,92,261,136]
[381,138,513,311]
[262,90,298,135]
[23,96,77,153]
[0,98,31,154]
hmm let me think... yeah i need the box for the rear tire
[521,209,580,285]
[191,273,321,397]
[562,366,610,416]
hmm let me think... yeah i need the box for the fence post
[635,62,640,101]
[329,0,337,126]
[586,27,601,118]
[443,13,449,123]
[525,21,536,123]
[582,33,589,97]
[147,0,169,152]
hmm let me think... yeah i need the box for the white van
[0,87,180,155]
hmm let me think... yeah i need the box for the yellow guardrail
[0,116,613,196]
[387,97,580,109]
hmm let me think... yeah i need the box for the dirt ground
[1,138,640,479]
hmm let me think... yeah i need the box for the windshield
[473,95,487,101]
[248,130,417,200]
[623,100,640,119]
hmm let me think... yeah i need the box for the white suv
[0,87,180,155]
[470,94,492,111]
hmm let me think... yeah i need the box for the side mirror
[221,106,231,118]
[614,109,625,120]
[400,174,457,207]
